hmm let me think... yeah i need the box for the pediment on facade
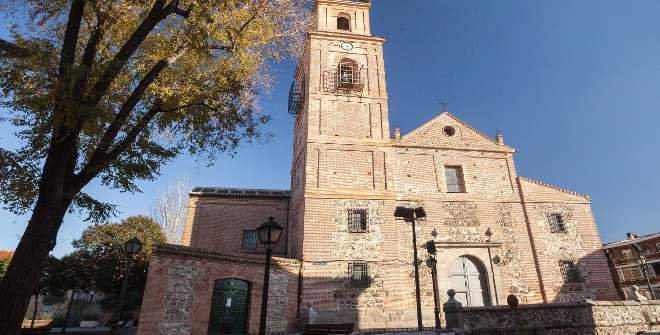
[399,112,514,152]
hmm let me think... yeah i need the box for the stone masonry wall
[138,246,300,335]
[518,177,619,302]
[461,300,660,334]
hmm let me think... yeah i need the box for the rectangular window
[445,166,465,193]
[242,230,257,250]
[349,262,370,287]
[621,249,634,259]
[619,266,643,281]
[348,209,368,233]
[548,214,566,233]
[651,262,660,277]
[656,242,660,252]
[559,261,582,283]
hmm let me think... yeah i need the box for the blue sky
[2,0,659,256]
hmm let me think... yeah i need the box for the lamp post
[484,228,499,305]
[257,217,284,335]
[111,237,142,335]
[394,206,426,331]
[425,240,441,329]
[632,243,656,300]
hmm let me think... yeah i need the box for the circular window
[443,126,456,137]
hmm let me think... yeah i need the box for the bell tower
[288,0,391,260]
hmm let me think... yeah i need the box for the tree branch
[58,0,86,79]
[74,104,162,188]
[173,7,192,18]
[225,0,266,51]
[71,16,106,107]
[207,43,230,51]
[76,48,185,188]
[0,38,31,58]
[50,0,86,140]
[83,0,175,108]
[88,49,185,159]
[106,105,161,161]
[161,102,217,113]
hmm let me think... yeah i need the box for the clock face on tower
[340,42,353,51]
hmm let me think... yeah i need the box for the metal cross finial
[439,100,448,113]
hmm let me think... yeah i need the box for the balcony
[336,62,364,91]
[288,80,305,115]
[613,250,660,266]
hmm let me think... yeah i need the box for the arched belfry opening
[337,15,351,31]
[449,256,491,307]
[337,58,364,91]
[208,278,251,335]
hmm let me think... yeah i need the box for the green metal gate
[208,279,250,335]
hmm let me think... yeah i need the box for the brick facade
[138,1,618,333]
[603,233,660,300]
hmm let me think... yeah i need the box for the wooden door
[449,256,489,307]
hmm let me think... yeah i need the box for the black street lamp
[425,240,441,330]
[632,243,656,300]
[257,217,284,335]
[394,206,426,331]
[111,237,142,335]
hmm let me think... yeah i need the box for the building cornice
[153,244,300,266]
[189,187,290,199]
[309,31,385,44]
[434,241,503,248]
[316,0,371,10]
[603,232,660,248]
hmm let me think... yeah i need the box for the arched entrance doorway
[449,256,490,307]
[208,279,250,335]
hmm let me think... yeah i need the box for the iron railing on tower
[335,61,365,92]
[288,79,305,115]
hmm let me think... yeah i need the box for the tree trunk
[61,290,75,334]
[30,293,39,328]
[0,194,73,335]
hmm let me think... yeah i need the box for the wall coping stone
[153,244,301,266]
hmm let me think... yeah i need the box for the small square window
[621,249,634,259]
[559,261,582,283]
[349,262,370,287]
[445,166,465,193]
[548,214,566,233]
[348,209,368,233]
[242,230,257,250]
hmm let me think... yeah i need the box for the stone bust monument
[631,285,648,302]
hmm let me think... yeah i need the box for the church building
[138,1,617,334]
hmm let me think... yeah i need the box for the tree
[151,177,191,244]
[0,1,309,332]
[71,216,166,314]
[29,256,68,328]
[55,252,97,333]
[0,251,12,278]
